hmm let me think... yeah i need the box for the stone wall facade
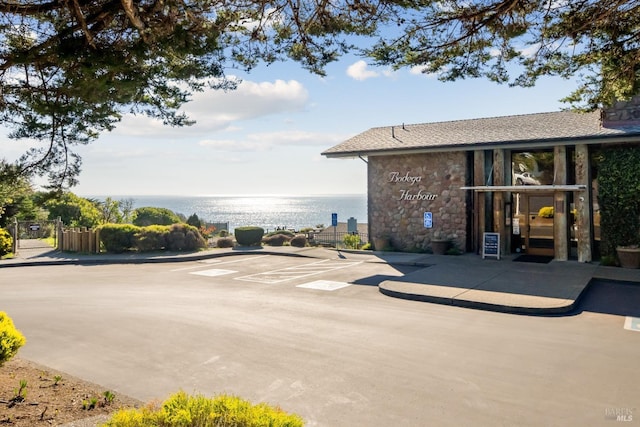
[368,152,467,252]
[603,95,640,124]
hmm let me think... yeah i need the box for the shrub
[218,230,229,237]
[263,233,291,246]
[0,228,13,257]
[132,207,182,226]
[265,229,295,238]
[166,224,206,251]
[133,225,169,252]
[234,226,264,246]
[290,234,307,248]
[216,237,234,248]
[0,312,26,366]
[98,224,140,253]
[538,206,554,218]
[343,234,360,249]
[103,391,304,427]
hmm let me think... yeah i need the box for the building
[322,98,640,262]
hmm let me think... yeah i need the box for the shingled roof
[322,110,640,157]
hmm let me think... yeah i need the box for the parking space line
[235,259,362,284]
[170,255,270,272]
[624,317,640,332]
[297,280,352,291]
[190,269,237,277]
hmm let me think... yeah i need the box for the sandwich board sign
[482,232,500,260]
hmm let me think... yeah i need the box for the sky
[0,53,580,197]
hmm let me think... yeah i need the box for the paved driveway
[1,257,638,426]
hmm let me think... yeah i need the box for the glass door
[525,194,554,256]
[512,193,554,256]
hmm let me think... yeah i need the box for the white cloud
[111,78,310,137]
[347,61,379,81]
[199,130,347,152]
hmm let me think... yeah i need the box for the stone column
[493,149,506,255]
[575,144,592,262]
[554,146,568,261]
[473,150,485,253]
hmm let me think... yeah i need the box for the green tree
[132,207,182,226]
[45,192,103,228]
[2,0,639,189]
[186,213,203,228]
[0,161,33,227]
[98,197,124,224]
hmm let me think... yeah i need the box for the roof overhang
[322,134,640,159]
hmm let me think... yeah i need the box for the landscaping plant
[103,391,304,427]
[0,312,26,366]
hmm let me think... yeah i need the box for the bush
[218,230,229,237]
[0,228,13,257]
[234,227,264,246]
[132,207,182,226]
[263,233,291,246]
[103,391,304,427]
[133,225,169,252]
[0,312,26,366]
[216,237,234,248]
[538,206,554,218]
[98,224,140,253]
[343,234,360,249]
[290,234,307,248]
[166,224,206,251]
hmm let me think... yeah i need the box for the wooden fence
[58,227,100,253]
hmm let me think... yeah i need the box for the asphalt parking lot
[1,256,639,426]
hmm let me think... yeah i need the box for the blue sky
[1,54,579,196]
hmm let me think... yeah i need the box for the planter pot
[373,237,390,251]
[616,246,640,269]
[431,239,451,255]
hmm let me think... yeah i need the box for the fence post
[11,219,18,255]
[56,217,63,251]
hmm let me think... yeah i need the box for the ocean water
[96,194,367,232]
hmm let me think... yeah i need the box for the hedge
[98,223,206,253]
[234,226,264,246]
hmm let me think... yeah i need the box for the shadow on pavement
[571,279,640,317]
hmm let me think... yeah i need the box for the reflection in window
[511,150,554,185]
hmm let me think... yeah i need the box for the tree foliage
[132,206,182,226]
[1,0,639,188]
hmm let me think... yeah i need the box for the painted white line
[623,317,640,332]
[236,259,362,284]
[190,269,237,277]
[170,260,222,272]
[170,255,270,271]
[297,280,351,291]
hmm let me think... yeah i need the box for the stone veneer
[368,152,467,252]
[603,95,640,124]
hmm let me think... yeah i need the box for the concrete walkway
[3,240,640,315]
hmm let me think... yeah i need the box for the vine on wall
[597,146,640,255]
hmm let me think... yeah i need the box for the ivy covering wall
[597,145,640,255]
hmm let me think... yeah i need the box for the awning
[460,185,587,192]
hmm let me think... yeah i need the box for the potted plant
[616,245,640,269]
[430,232,451,255]
[372,235,391,251]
